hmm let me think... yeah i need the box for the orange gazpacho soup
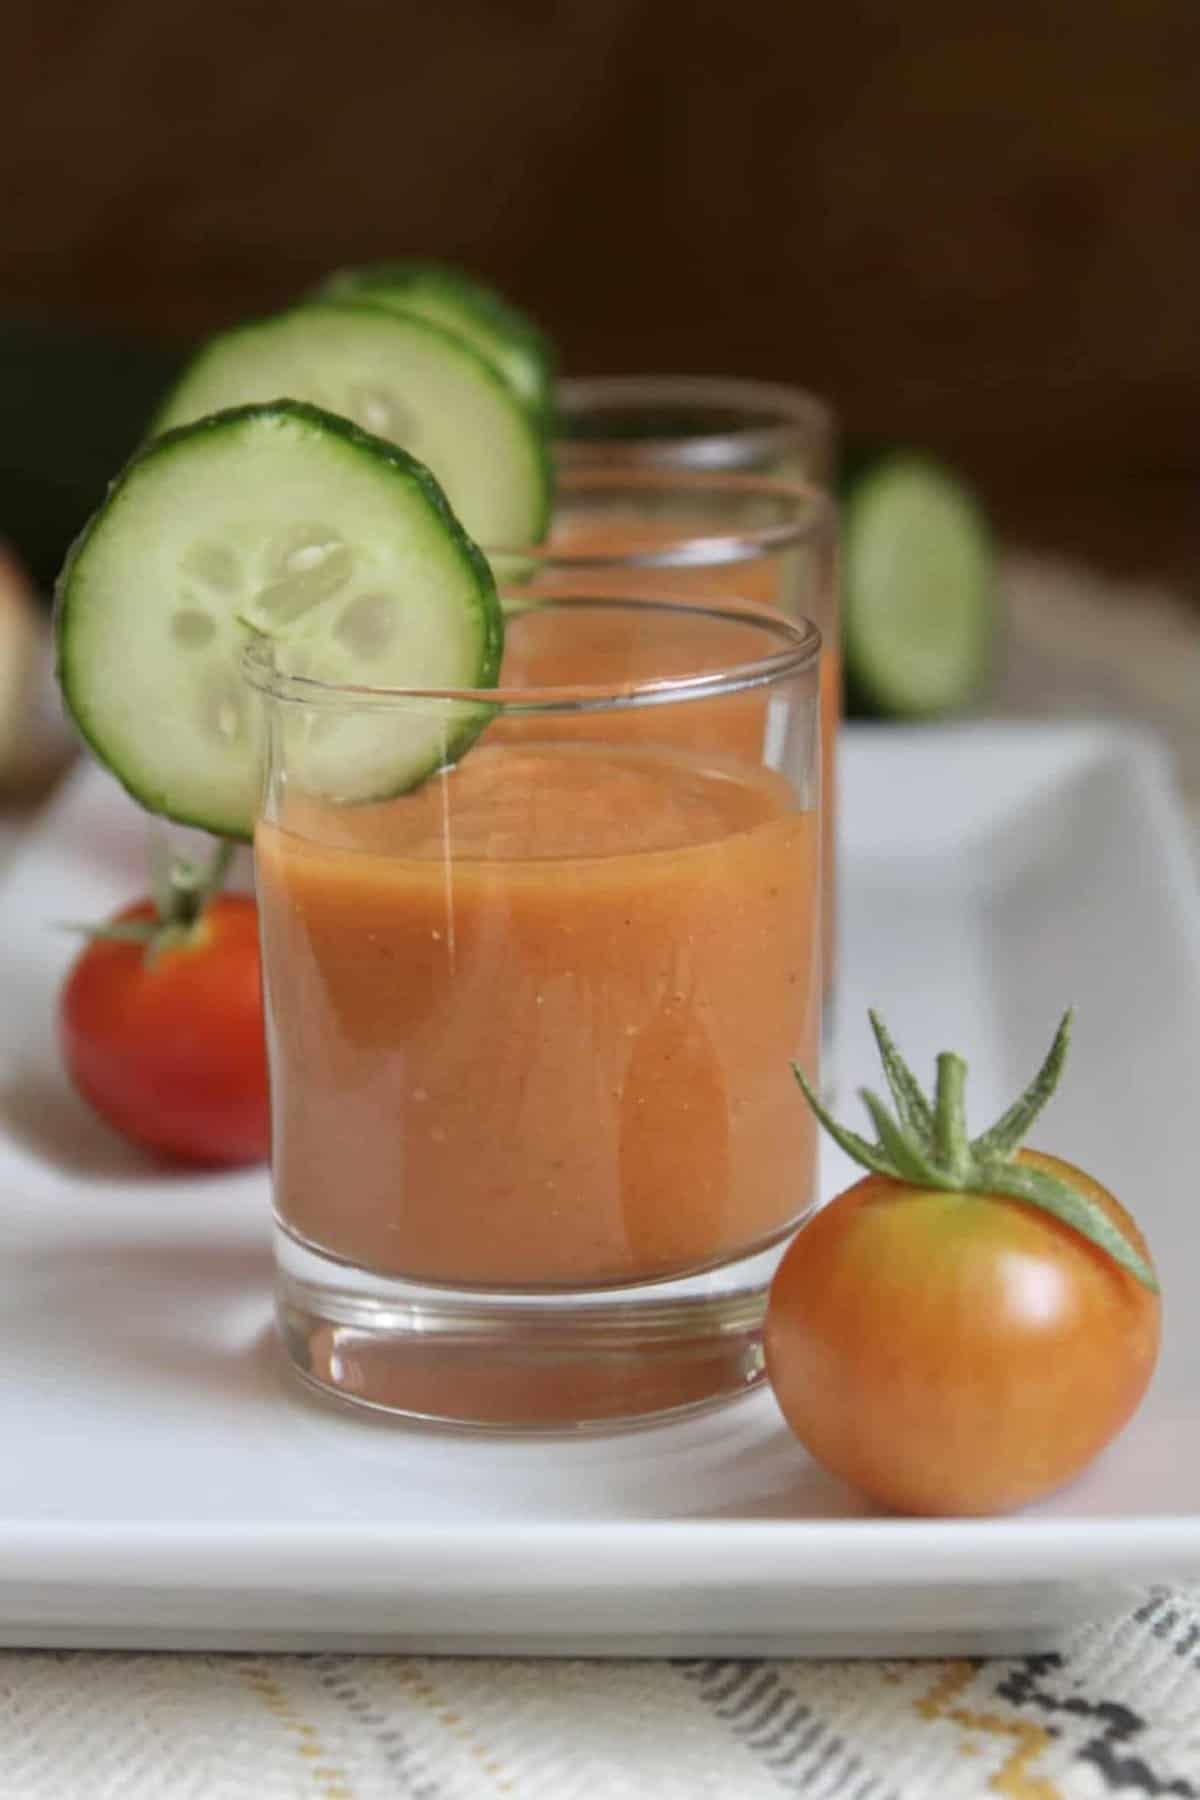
[524,510,839,984]
[256,738,820,1291]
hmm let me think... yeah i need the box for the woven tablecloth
[1,550,1198,1799]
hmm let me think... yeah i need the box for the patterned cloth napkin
[0,550,1197,1799]
[0,1592,1197,1797]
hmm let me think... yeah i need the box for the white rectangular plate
[1,723,1197,1657]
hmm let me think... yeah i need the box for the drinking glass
[246,596,822,1430]
[555,375,834,485]
[489,469,839,1052]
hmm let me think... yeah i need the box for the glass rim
[555,374,834,473]
[241,596,822,715]
[484,466,834,565]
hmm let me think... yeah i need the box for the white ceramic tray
[1,723,1198,1657]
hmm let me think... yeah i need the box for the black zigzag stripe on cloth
[994,1649,1197,1798]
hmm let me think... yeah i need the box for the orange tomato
[764,1148,1160,1516]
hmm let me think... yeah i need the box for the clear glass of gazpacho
[246,594,823,1430]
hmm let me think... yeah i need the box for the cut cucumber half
[841,452,992,718]
[57,401,504,838]
[151,303,551,549]
[319,260,555,421]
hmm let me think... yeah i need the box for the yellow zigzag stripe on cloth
[916,1661,1061,1800]
[237,1661,357,1800]
[393,1660,516,1793]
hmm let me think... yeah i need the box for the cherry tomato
[59,893,270,1167]
[765,1148,1160,1516]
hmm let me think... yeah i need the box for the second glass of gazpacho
[490,469,841,1071]
[247,595,823,1429]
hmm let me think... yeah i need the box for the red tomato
[59,894,270,1167]
[764,1148,1160,1516]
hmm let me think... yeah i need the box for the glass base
[274,1223,793,1431]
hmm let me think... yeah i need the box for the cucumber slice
[151,303,551,549]
[319,260,554,421]
[842,452,992,718]
[57,401,504,838]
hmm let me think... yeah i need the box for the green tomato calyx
[793,1011,1158,1293]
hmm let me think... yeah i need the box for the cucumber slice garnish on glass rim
[151,301,551,551]
[841,452,993,718]
[56,400,504,839]
[318,259,555,423]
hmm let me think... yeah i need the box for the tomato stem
[934,1053,969,1181]
[149,830,234,933]
[792,1010,1158,1293]
[138,833,235,963]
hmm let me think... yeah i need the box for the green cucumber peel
[792,1009,1158,1293]
[148,305,553,551]
[56,399,506,838]
[317,260,556,421]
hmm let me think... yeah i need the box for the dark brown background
[4,0,1198,585]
